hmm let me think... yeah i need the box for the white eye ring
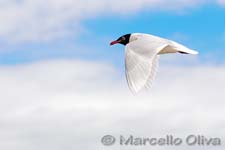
[121,37,126,41]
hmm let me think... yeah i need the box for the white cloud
[218,0,225,5]
[0,0,213,42]
[0,59,224,149]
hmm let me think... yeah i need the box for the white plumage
[111,33,198,93]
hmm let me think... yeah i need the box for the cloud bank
[0,59,224,149]
[0,0,222,42]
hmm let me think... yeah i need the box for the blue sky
[0,2,225,66]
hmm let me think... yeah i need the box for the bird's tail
[171,41,199,55]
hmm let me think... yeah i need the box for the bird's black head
[110,34,131,46]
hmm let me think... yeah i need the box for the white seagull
[110,33,198,93]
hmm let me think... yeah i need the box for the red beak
[110,40,119,46]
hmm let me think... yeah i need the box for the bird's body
[110,33,198,93]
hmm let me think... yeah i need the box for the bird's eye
[121,37,126,41]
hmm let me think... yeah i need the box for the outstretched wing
[125,38,169,93]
